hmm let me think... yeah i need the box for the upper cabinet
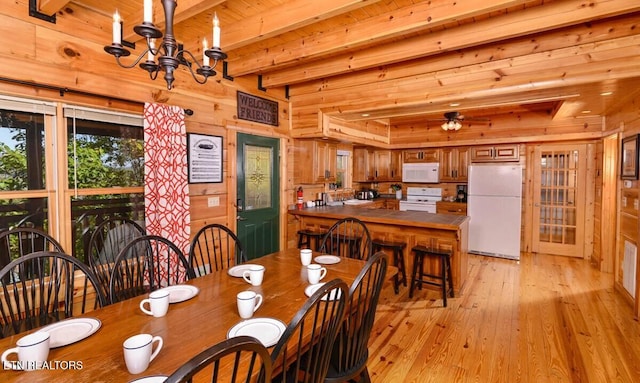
[403,149,440,163]
[295,140,337,184]
[470,144,519,162]
[353,148,402,182]
[440,147,469,182]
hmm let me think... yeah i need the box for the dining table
[0,248,391,382]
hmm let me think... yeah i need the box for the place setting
[226,264,286,348]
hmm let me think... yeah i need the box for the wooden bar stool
[371,239,407,294]
[297,229,326,251]
[409,245,454,307]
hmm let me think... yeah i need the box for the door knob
[237,216,247,221]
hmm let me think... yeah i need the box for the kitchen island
[289,205,469,294]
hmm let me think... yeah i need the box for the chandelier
[104,0,227,90]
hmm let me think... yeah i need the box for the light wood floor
[368,253,640,383]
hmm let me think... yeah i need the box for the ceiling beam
[227,0,532,76]
[38,0,69,16]
[122,0,225,43]
[223,0,383,51]
[256,0,640,87]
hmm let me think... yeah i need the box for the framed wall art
[187,133,223,183]
[621,134,639,180]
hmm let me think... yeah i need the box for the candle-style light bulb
[112,10,122,45]
[212,13,221,48]
[203,38,210,66]
[144,0,153,23]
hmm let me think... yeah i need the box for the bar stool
[297,229,326,251]
[409,245,454,307]
[371,239,407,294]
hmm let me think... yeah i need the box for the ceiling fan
[431,111,490,131]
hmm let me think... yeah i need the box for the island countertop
[288,205,469,231]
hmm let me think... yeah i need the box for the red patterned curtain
[143,103,190,283]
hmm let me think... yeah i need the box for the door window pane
[244,145,272,210]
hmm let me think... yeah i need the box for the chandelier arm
[179,49,213,84]
[114,51,151,69]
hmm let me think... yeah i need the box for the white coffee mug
[1,331,50,371]
[300,249,312,266]
[237,290,263,319]
[123,333,163,375]
[242,265,265,286]
[139,289,170,317]
[307,264,327,284]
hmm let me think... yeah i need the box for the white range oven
[399,187,443,213]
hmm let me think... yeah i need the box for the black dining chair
[108,235,195,304]
[324,251,388,383]
[0,251,107,339]
[87,218,146,298]
[270,279,349,383]
[165,335,272,383]
[188,223,246,277]
[0,227,65,269]
[319,217,372,260]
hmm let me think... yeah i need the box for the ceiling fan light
[454,121,462,130]
[441,122,448,130]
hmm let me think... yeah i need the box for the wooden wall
[0,5,293,248]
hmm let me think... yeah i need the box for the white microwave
[402,163,440,183]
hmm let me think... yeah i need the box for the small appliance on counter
[456,185,467,202]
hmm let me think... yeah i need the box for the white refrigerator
[468,164,522,260]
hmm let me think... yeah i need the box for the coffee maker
[456,185,467,202]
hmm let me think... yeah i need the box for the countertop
[289,205,469,231]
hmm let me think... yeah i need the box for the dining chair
[87,217,146,298]
[108,235,196,304]
[188,223,246,277]
[0,251,107,339]
[165,335,272,383]
[319,217,372,260]
[270,278,349,383]
[324,251,388,383]
[0,227,65,270]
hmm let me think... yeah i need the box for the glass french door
[532,144,586,257]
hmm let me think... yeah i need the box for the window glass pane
[0,110,45,191]
[0,197,48,231]
[71,193,145,262]
[67,118,144,188]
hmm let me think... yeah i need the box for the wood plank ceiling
[42,0,640,126]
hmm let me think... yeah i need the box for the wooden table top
[0,248,372,383]
[289,205,469,230]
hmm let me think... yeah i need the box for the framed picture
[187,133,223,183]
[621,134,639,180]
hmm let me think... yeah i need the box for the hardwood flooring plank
[368,253,640,383]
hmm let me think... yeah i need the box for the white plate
[314,255,341,265]
[161,285,199,303]
[37,317,101,348]
[227,318,286,348]
[129,376,167,383]
[227,264,260,278]
[304,283,342,301]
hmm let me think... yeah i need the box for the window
[0,97,145,264]
[336,150,351,189]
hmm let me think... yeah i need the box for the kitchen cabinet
[436,201,467,215]
[295,140,337,184]
[470,144,519,162]
[439,147,469,182]
[403,149,440,163]
[353,148,402,182]
[385,199,400,210]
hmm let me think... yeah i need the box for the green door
[236,133,280,259]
